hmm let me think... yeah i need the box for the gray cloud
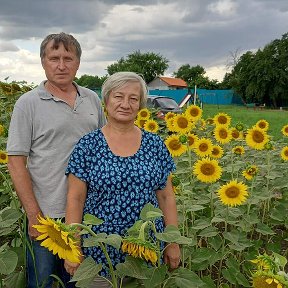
[0,0,287,83]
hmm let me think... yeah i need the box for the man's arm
[8,155,42,239]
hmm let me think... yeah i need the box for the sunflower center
[190,108,199,117]
[0,153,6,160]
[284,149,288,157]
[169,139,181,150]
[200,163,215,175]
[47,226,71,250]
[218,116,228,124]
[199,143,208,152]
[177,117,188,128]
[140,111,148,117]
[219,129,228,138]
[258,122,266,129]
[139,120,146,127]
[148,123,156,130]
[285,127,288,133]
[225,187,240,198]
[188,136,195,146]
[212,148,220,155]
[232,130,240,138]
[252,130,265,143]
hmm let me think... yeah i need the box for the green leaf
[255,223,276,235]
[191,248,213,264]
[198,226,218,237]
[191,218,211,230]
[83,233,122,250]
[235,272,250,287]
[186,205,205,212]
[83,214,104,226]
[208,235,222,251]
[140,203,163,221]
[116,256,150,280]
[155,225,193,245]
[173,267,204,287]
[0,250,18,275]
[0,207,22,228]
[72,257,102,282]
[273,252,287,268]
[142,265,168,287]
[222,268,237,284]
[4,270,25,288]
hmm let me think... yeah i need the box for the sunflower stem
[72,223,118,288]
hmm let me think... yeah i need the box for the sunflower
[165,117,176,132]
[187,133,199,149]
[246,127,269,150]
[217,180,248,207]
[281,124,288,136]
[194,138,213,157]
[280,146,288,161]
[143,119,159,133]
[137,108,151,119]
[193,157,222,183]
[211,145,224,159]
[214,126,232,144]
[213,112,231,126]
[0,124,4,135]
[232,146,245,155]
[33,215,81,263]
[122,238,158,265]
[250,254,275,271]
[164,112,176,121]
[205,117,214,125]
[164,135,187,157]
[255,119,269,131]
[235,122,245,131]
[252,275,283,288]
[171,173,181,194]
[185,105,202,121]
[231,128,243,140]
[0,151,8,164]
[172,114,194,134]
[135,118,147,128]
[242,165,258,180]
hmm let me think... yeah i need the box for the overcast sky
[0,0,287,85]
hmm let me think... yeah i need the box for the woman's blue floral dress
[66,129,175,276]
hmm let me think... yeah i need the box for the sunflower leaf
[83,214,104,226]
[71,257,102,282]
[140,203,163,221]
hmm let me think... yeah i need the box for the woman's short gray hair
[102,72,148,109]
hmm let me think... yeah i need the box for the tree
[75,74,107,91]
[228,33,288,107]
[106,50,169,83]
[173,64,219,89]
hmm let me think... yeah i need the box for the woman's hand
[64,259,81,276]
[164,243,181,270]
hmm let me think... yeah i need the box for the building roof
[160,77,187,87]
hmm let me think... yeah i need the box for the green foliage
[74,74,107,92]
[173,64,220,89]
[227,33,288,108]
[107,50,169,83]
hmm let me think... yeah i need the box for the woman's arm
[64,174,87,275]
[156,176,181,270]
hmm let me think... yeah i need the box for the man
[7,32,106,288]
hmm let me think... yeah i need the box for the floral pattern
[66,129,175,276]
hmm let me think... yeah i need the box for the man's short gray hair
[102,72,148,109]
[40,32,82,60]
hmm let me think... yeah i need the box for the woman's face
[106,81,141,124]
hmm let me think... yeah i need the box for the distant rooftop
[160,76,187,87]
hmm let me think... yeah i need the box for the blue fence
[149,89,243,106]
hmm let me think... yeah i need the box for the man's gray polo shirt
[7,81,106,218]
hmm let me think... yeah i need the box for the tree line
[76,33,288,108]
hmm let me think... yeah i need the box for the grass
[202,104,288,140]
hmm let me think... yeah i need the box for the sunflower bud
[235,122,244,131]
[179,135,188,144]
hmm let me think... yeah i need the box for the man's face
[41,41,80,87]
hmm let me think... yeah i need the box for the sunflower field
[135,106,288,287]
[1,81,288,287]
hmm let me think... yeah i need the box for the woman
[64,72,180,286]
